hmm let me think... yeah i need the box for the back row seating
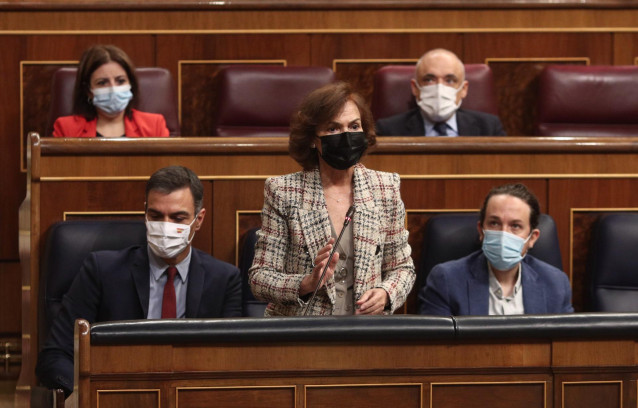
[47,64,638,138]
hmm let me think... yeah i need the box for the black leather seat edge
[453,313,638,339]
[90,313,638,345]
[90,315,455,345]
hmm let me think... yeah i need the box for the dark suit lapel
[405,108,425,136]
[468,253,489,315]
[521,262,545,313]
[130,246,151,318]
[185,248,204,317]
[352,165,381,300]
[456,110,480,136]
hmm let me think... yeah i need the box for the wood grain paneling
[177,386,295,408]
[562,382,621,408]
[431,382,546,408]
[156,33,310,83]
[0,36,25,261]
[0,262,22,335]
[212,180,271,267]
[5,7,638,31]
[305,384,421,408]
[553,340,635,367]
[464,33,612,63]
[96,389,159,408]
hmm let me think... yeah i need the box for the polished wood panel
[177,387,295,408]
[431,382,546,408]
[562,382,621,408]
[96,390,159,408]
[213,180,267,264]
[553,340,636,367]
[6,7,638,31]
[4,1,638,10]
[0,262,22,335]
[305,384,421,408]
[1,35,24,261]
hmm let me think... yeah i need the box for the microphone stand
[303,206,355,316]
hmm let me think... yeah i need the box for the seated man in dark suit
[376,48,506,137]
[36,165,242,397]
[419,183,573,316]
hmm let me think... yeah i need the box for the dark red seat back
[212,65,335,137]
[536,65,638,137]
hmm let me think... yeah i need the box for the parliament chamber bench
[74,313,638,408]
[18,134,638,407]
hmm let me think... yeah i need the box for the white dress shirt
[488,262,524,315]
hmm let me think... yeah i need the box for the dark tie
[161,266,178,318]
[433,122,448,136]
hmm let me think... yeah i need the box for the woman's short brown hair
[289,81,376,170]
[72,44,139,120]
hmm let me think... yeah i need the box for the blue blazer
[418,250,574,316]
[36,245,241,396]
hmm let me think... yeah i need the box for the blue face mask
[481,229,531,271]
[91,84,133,115]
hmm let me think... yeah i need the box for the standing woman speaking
[249,82,415,316]
[53,44,169,138]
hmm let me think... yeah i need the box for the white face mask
[416,83,463,123]
[145,215,198,259]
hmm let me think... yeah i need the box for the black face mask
[319,131,367,170]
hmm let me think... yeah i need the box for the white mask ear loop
[185,211,201,244]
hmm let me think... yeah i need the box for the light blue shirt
[422,113,459,137]
[147,246,191,319]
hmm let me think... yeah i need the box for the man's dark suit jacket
[418,250,574,316]
[36,245,242,396]
[375,107,506,136]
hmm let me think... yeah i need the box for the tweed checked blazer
[249,163,415,316]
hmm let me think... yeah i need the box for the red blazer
[53,109,169,138]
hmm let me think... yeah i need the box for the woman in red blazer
[53,45,169,138]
